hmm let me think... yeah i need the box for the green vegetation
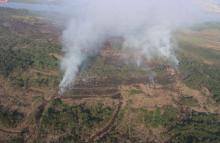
[178,42,220,66]
[191,22,220,31]
[142,107,220,143]
[97,128,136,143]
[0,31,60,73]
[144,108,163,127]
[10,136,24,143]
[98,107,220,143]
[168,112,220,143]
[178,55,220,103]
[0,47,33,77]
[0,41,60,88]
[177,34,220,103]
[142,106,180,128]
[0,8,30,19]
[38,99,113,142]
[128,88,143,95]
[98,107,180,143]
[0,106,24,128]
[180,96,199,107]
[0,8,61,89]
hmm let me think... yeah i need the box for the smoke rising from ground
[57,0,217,94]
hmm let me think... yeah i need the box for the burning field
[0,1,220,143]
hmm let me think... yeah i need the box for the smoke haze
[56,0,218,94]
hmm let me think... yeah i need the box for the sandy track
[0,128,21,134]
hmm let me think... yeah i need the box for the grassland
[176,26,220,103]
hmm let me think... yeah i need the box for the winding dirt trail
[0,86,124,143]
[58,90,124,142]
[0,128,21,134]
[87,93,123,143]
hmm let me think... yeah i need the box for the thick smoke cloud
[57,0,216,94]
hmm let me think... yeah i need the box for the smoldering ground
[44,0,219,94]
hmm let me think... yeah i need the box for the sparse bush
[128,88,143,95]
[180,96,199,107]
[143,108,163,128]
[178,50,220,103]
[168,112,220,143]
[142,106,180,128]
[38,99,113,142]
[0,106,24,128]
[0,48,33,77]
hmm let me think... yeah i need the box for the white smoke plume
[57,0,218,94]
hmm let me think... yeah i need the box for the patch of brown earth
[175,80,220,113]
[120,84,178,110]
